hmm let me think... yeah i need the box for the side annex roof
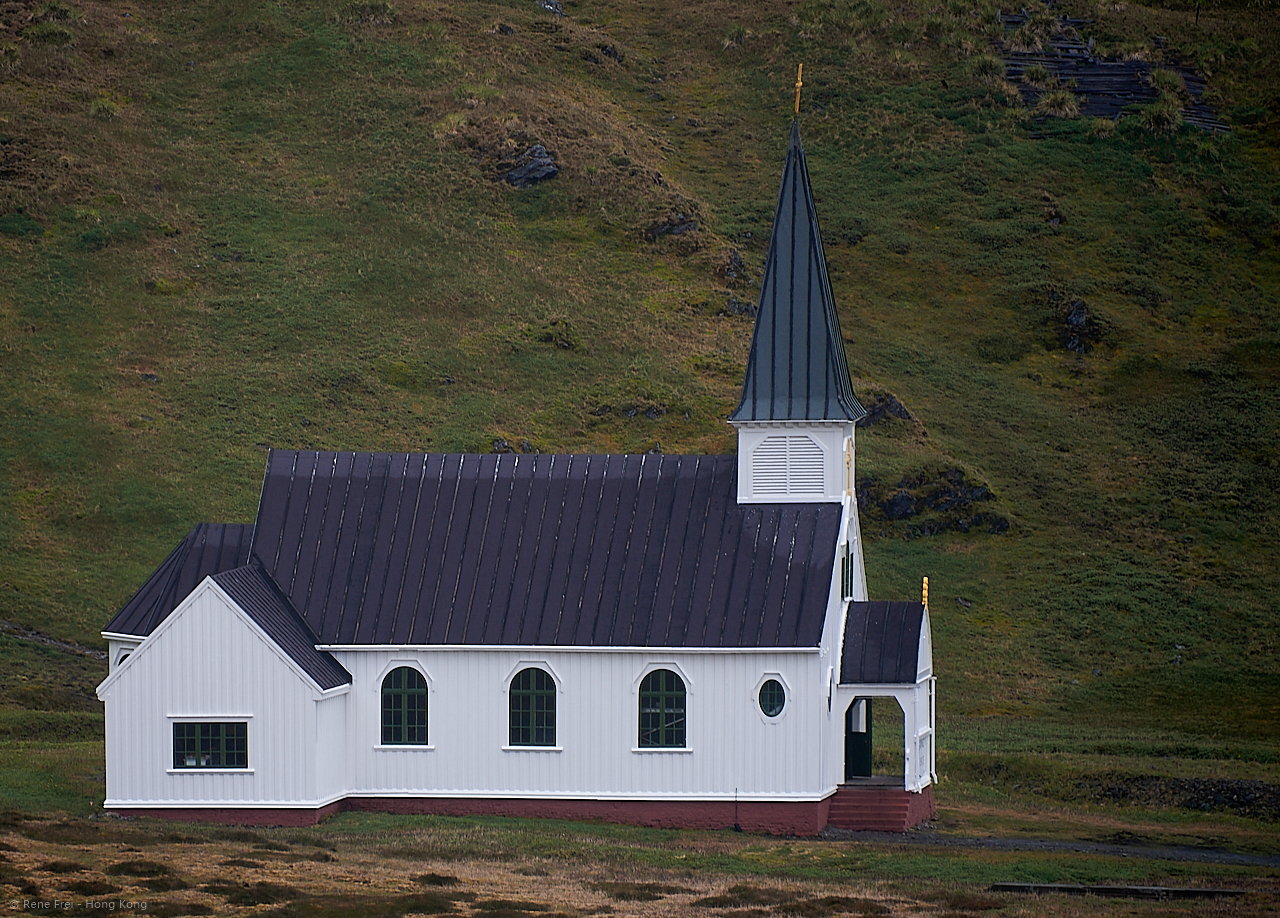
[211,564,351,691]
[840,601,929,684]
[104,523,253,637]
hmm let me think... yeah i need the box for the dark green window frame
[509,667,556,746]
[841,544,854,600]
[382,666,428,745]
[759,678,786,717]
[639,669,686,748]
[172,722,247,769]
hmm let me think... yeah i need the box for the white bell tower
[728,118,867,598]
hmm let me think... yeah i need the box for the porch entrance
[843,696,905,783]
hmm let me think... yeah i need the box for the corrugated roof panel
[451,454,505,643]
[574,456,625,645]
[321,452,362,644]
[757,510,797,646]
[553,456,605,645]
[643,457,697,646]
[840,601,926,684]
[353,454,405,644]
[614,455,663,646]
[478,454,531,644]
[521,455,566,645]
[287,451,330,635]
[211,564,350,691]
[587,456,637,645]
[105,523,255,638]
[533,457,582,644]
[678,463,733,647]
[455,455,506,644]
[251,451,841,648]
[391,453,447,645]
[502,454,554,644]
[369,454,416,644]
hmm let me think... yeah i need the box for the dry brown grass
[1,815,1278,918]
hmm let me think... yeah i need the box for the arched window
[639,669,686,748]
[509,667,556,746]
[381,667,427,745]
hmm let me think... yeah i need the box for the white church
[97,120,936,833]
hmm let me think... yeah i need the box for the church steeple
[729,120,866,425]
[731,117,865,506]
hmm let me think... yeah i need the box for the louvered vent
[752,435,825,496]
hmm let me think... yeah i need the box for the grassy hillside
[1,0,1277,764]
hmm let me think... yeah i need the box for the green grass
[0,0,1277,868]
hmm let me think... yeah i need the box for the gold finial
[922,576,929,610]
[794,63,804,115]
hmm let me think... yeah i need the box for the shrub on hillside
[23,22,74,45]
[967,53,1004,85]
[1139,93,1184,134]
[1005,10,1062,53]
[33,0,75,20]
[721,23,746,51]
[1022,63,1056,89]
[340,0,396,24]
[89,91,124,120]
[1037,89,1080,118]
[1149,67,1188,100]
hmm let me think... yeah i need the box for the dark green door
[844,698,872,780]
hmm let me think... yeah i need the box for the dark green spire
[730,120,865,423]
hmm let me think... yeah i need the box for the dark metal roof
[840,601,926,684]
[251,450,843,648]
[730,119,866,424]
[211,564,351,690]
[104,523,254,637]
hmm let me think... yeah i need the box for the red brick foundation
[112,788,933,834]
[344,795,831,835]
[112,800,344,827]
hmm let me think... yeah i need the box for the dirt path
[821,827,1280,868]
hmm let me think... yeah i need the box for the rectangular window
[173,722,248,769]
[841,546,853,600]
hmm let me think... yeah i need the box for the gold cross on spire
[794,63,804,115]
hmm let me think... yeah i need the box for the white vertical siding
[99,580,325,807]
[315,694,347,803]
[336,648,826,801]
[101,587,845,807]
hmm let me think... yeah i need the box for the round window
[758,679,785,717]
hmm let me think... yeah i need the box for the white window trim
[502,745,563,753]
[753,671,791,724]
[167,716,252,772]
[503,660,562,751]
[375,660,433,750]
[633,661,693,754]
